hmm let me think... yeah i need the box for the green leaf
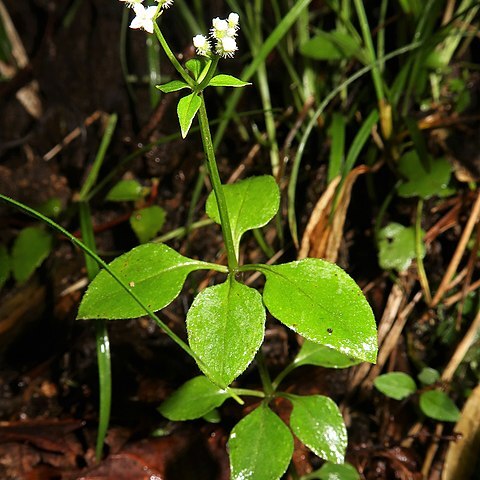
[420,390,460,422]
[229,405,293,480]
[261,259,377,363]
[397,151,452,199]
[300,30,363,61]
[0,244,10,289]
[185,58,202,79]
[11,227,53,284]
[208,74,251,88]
[378,222,425,272]
[373,372,417,400]
[202,408,221,423]
[158,376,230,421]
[156,80,190,93]
[418,367,440,386]
[106,179,148,202]
[77,243,213,320]
[187,276,265,387]
[294,340,361,369]
[129,205,166,244]
[177,92,202,138]
[311,462,360,480]
[206,176,280,258]
[289,394,347,464]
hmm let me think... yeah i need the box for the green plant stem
[271,361,297,391]
[78,114,118,201]
[416,199,432,304]
[256,350,274,396]
[0,194,206,366]
[79,203,111,462]
[197,97,238,271]
[197,56,220,91]
[353,0,384,103]
[154,218,214,243]
[153,22,194,88]
[229,388,266,399]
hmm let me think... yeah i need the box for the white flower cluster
[120,0,174,34]
[193,12,239,58]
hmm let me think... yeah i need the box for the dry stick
[455,223,480,328]
[347,280,413,394]
[444,278,480,308]
[0,0,42,118]
[420,308,480,477]
[363,290,423,387]
[431,191,480,307]
[43,111,103,161]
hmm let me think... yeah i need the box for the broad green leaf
[158,376,230,421]
[289,394,347,464]
[311,461,360,480]
[300,30,363,62]
[77,243,213,320]
[378,222,425,272]
[229,405,293,480]
[206,176,280,257]
[187,276,265,387]
[418,367,440,386]
[106,179,148,202]
[261,259,377,363]
[177,92,202,138]
[397,151,452,199]
[420,390,460,422]
[156,80,190,93]
[11,227,53,284]
[373,372,417,400]
[294,340,361,369]
[208,74,251,88]
[129,205,166,243]
[0,244,10,289]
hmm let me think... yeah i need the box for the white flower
[211,17,229,39]
[156,0,174,8]
[216,36,237,58]
[228,12,239,29]
[193,34,211,56]
[130,3,157,34]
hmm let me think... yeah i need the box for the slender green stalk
[153,22,194,87]
[353,0,384,103]
[78,114,118,201]
[196,56,220,91]
[197,97,238,270]
[79,203,111,462]
[229,388,266,399]
[154,218,214,243]
[271,361,297,391]
[256,350,274,396]
[416,199,432,304]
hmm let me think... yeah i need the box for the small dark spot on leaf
[327,328,333,334]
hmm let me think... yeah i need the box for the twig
[431,191,480,307]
